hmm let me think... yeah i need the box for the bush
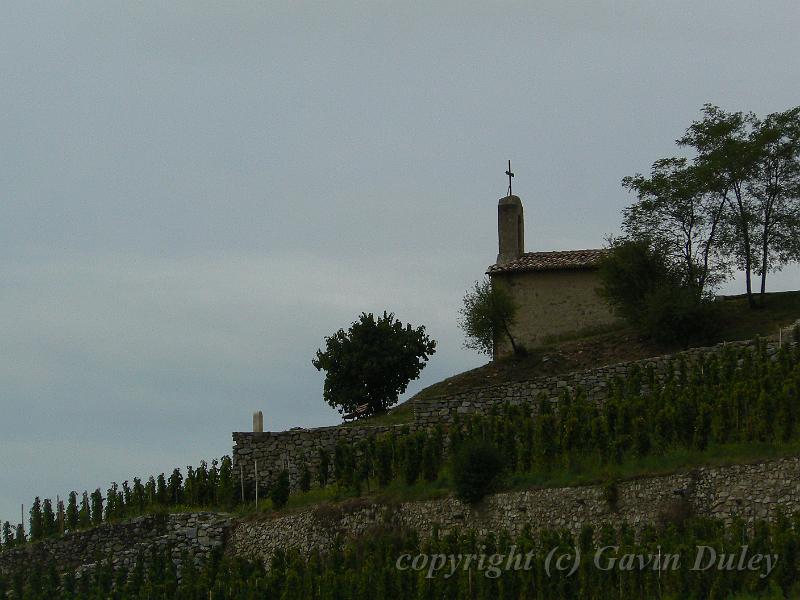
[451,440,505,504]
[641,284,721,347]
[599,239,721,346]
[270,471,290,510]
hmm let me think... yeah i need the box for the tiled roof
[487,249,609,274]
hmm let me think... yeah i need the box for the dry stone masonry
[0,512,234,578]
[229,456,800,567]
[233,334,797,493]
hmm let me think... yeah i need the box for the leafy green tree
[270,471,290,510]
[677,104,800,306]
[677,104,761,306]
[622,158,729,295]
[747,107,800,301]
[313,311,436,416]
[458,277,521,356]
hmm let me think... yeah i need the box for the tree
[622,158,729,296]
[312,312,436,416]
[748,108,800,301]
[458,277,520,356]
[677,104,800,307]
[625,104,800,308]
[677,104,761,306]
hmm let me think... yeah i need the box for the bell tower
[497,194,524,265]
[497,160,524,265]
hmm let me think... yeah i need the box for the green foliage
[9,339,800,562]
[623,157,730,295]
[451,439,505,503]
[599,239,721,346]
[41,498,56,537]
[625,103,800,307]
[458,277,521,356]
[639,282,721,347]
[312,311,437,416]
[270,471,290,510]
[65,492,78,531]
[29,497,42,541]
[8,516,800,599]
[597,238,674,325]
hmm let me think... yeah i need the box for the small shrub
[270,471,290,510]
[451,440,505,504]
[298,454,311,493]
[641,284,721,347]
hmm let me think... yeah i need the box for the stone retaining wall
[233,333,798,493]
[410,339,765,424]
[232,423,421,497]
[229,456,800,567]
[0,512,234,577]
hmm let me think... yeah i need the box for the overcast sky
[2,2,799,523]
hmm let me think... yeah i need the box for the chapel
[486,192,620,358]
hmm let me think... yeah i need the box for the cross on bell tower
[505,160,514,196]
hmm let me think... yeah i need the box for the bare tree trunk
[502,322,519,356]
[760,228,769,305]
[732,184,756,308]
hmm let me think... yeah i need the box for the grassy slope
[353,291,800,428]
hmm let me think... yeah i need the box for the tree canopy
[312,312,436,417]
[622,103,800,307]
